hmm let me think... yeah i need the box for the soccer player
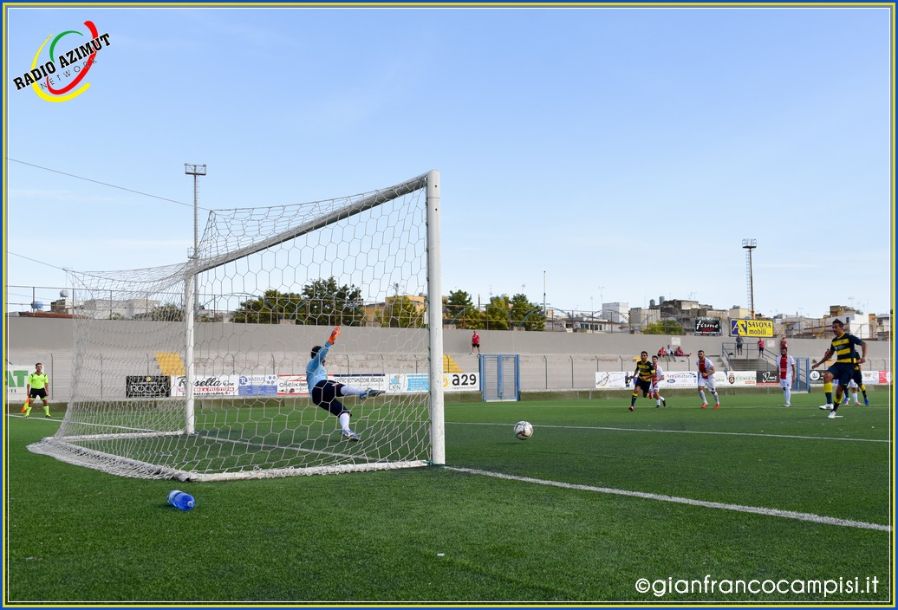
[778,345,796,407]
[307,326,383,441]
[811,318,866,419]
[650,354,667,408]
[846,360,870,406]
[24,362,51,417]
[628,351,654,412]
[696,349,720,409]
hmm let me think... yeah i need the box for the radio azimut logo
[13,20,111,102]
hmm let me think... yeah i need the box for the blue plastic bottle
[167,490,195,511]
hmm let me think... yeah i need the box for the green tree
[231,289,303,324]
[444,290,483,329]
[297,277,364,326]
[509,293,546,331]
[379,296,425,328]
[133,303,184,322]
[643,319,685,335]
[484,295,511,330]
[230,278,364,325]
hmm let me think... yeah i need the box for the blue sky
[5,6,892,319]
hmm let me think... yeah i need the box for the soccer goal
[479,354,520,402]
[28,171,445,481]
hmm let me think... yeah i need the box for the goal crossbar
[190,173,430,276]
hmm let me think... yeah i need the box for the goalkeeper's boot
[342,431,361,442]
[363,388,384,399]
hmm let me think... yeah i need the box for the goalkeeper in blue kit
[307,326,384,441]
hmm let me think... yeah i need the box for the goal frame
[31,170,445,480]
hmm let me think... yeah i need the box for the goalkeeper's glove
[327,326,341,345]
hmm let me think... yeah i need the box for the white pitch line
[446,421,889,444]
[448,467,891,532]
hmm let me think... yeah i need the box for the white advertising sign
[386,372,479,393]
[171,375,239,396]
[594,372,631,389]
[6,364,30,402]
[661,371,698,387]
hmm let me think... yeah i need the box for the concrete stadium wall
[7,317,891,402]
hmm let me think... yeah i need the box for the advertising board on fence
[756,370,781,387]
[126,375,171,398]
[276,374,387,397]
[171,375,239,396]
[237,374,279,397]
[387,372,479,393]
[719,371,757,386]
[6,364,30,402]
[809,369,891,385]
[594,372,631,389]
[596,370,756,389]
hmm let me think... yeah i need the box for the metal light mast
[742,238,757,318]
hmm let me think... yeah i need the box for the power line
[8,158,210,210]
[8,251,69,271]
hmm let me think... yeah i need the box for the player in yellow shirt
[24,362,51,417]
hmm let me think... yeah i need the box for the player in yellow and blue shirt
[811,319,866,419]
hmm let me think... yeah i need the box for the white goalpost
[28,171,444,481]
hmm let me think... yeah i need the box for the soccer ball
[514,420,533,440]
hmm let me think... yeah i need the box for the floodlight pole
[742,238,757,319]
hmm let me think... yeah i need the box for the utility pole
[185,164,206,314]
[742,238,757,319]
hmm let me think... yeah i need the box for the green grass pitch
[4,391,892,603]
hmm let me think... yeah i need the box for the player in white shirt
[777,345,796,407]
[650,355,667,408]
[845,379,862,406]
[696,349,720,409]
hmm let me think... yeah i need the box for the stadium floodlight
[29,171,445,481]
[742,238,757,318]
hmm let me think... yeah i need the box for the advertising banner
[443,372,479,392]
[386,373,479,393]
[171,375,239,396]
[662,371,699,388]
[277,374,308,397]
[6,364,30,402]
[237,374,279,397]
[126,375,171,398]
[730,319,775,337]
[756,370,780,387]
[594,372,631,389]
[720,371,757,387]
[694,318,722,335]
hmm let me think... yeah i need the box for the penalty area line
[447,466,890,533]
[446,421,889,444]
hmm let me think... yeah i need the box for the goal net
[28,172,445,481]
